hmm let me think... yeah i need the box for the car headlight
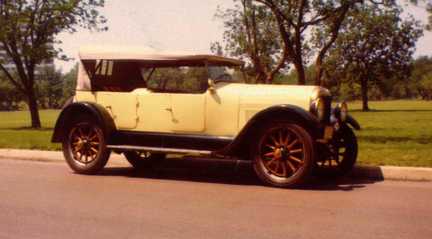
[334,101,348,122]
[310,87,331,123]
[339,102,348,122]
[315,98,326,121]
[310,97,328,122]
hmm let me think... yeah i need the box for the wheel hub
[83,140,91,150]
[69,124,101,164]
[280,147,289,160]
[274,147,290,161]
[259,126,306,178]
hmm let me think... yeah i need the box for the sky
[55,0,432,72]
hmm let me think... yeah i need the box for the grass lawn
[0,100,431,167]
[0,110,60,151]
[349,100,432,167]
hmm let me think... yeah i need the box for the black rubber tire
[337,126,358,174]
[251,122,315,188]
[62,116,111,174]
[124,151,166,169]
[315,125,358,177]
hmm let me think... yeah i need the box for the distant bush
[0,78,23,111]
[419,73,432,100]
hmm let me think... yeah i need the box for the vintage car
[52,46,360,188]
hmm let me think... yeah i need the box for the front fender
[346,115,361,130]
[51,102,116,143]
[216,104,320,156]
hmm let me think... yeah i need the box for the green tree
[0,74,23,110]
[323,4,422,111]
[411,56,432,99]
[409,0,432,30]
[61,63,78,105]
[36,66,63,109]
[419,72,432,99]
[0,0,107,128]
[212,0,288,83]
[253,0,357,85]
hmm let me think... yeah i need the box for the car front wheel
[252,122,315,188]
[62,117,110,174]
[315,125,358,176]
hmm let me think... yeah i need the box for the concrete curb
[0,149,127,166]
[1,149,432,182]
[351,165,432,182]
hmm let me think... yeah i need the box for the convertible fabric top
[76,45,244,91]
[79,45,244,66]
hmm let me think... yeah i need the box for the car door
[169,93,206,133]
[143,66,207,133]
[91,60,139,130]
[96,92,138,129]
[136,90,172,133]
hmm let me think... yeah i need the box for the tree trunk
[315,59,324,86]
[265,74,273,84]
[360,78,370,112]
[27,88,41,128]
[254,71,267,84]
[293,61,306,85]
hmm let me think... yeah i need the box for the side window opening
[95,60,113,76]
[145,66,208,94]
[81,60,215,93]
[83,60,146,92]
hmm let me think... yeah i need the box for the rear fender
[51,102,116,143]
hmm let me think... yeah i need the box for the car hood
[218,83,324,111]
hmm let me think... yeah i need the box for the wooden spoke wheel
[62,118,110,174]
[69,123,101,165]
[124,151,166,169]
[252,122,314,188]
[315,125,358,176]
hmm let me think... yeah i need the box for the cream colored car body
[52,46,360,188]
[75,83,320,138]
[72,46,326,139]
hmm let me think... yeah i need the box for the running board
[106,145,212,156]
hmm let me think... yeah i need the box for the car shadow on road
[99,157,381,191]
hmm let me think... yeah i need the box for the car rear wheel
[124,151,166,169]
[62,117,110,174]
[252,122,315,188]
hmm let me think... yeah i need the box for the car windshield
[208,66,245,83]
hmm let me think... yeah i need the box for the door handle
[106,106,116,119]
[165,107,178,123]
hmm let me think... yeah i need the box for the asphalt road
[1,158,431,239]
